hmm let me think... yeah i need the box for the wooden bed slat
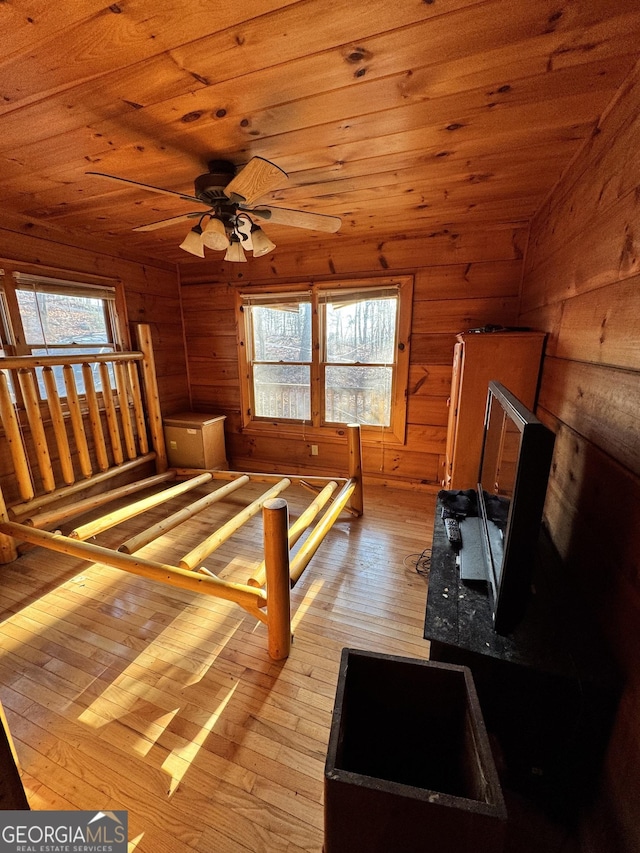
[26,470,175,530]
[248,480,338,588]
[289,478,357,585]
[300,478,359,516]
[68,471,212,541]
[119,474,250,554]
[179,478,292,570]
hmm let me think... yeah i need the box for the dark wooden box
[324,649,506,853]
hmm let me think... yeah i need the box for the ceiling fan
[87,157,341,261]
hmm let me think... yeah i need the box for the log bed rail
[0,323,363,660]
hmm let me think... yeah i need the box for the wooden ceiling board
[259,146,572,211]
[0,0,639,266]
[0,0,479,115]
[66,13,637,170]
[269,139,588,199]
[2,0,636,163]
[0,68,616,195]
[0,0,305,112]
[0,1,107,62]
[0,130,574,243]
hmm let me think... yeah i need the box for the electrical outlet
[311,444,318,456]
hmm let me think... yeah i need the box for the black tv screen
[477,381,555,634]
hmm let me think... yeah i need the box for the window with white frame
[237,277,412,442]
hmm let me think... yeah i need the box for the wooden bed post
[136,324,168,473]
[347,423,363,516]
[263,498,292,660]
[0,490,17,564]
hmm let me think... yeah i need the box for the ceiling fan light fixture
[202,216,230,251]
[224,233,247,263]
[89,156,342,259]
[250,224,276,258]
[179,225,205,257]
[234,214,254,251]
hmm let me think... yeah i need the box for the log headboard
[0,324,363,659]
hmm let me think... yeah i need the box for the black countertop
[424,497,619,688]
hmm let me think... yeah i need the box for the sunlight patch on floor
[127,832,144,851]
[73,594,248,767]
[291,577,325,632]
[163,682,239,796]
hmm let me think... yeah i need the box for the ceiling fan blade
[133,212,207,232]
[86,171,209,206]
[224,157,288,206]
[250,205,342,233]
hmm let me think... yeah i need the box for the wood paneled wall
[180,224,526,488]
[0,221,189,503]
[519,63,640,853]
[0,221,188,411]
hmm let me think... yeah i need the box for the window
[0,268,126,398]
[237,277,412,442]
[1,271,121,355]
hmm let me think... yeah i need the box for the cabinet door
[447,333,545,489]
[442,342,463,487]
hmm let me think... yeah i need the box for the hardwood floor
[0,482,434,852]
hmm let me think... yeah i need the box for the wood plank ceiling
[1,0,639,266]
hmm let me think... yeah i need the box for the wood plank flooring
[0,482,435,852]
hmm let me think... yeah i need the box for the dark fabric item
[438,488,478,518]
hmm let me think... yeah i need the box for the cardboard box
[163,412,227,469]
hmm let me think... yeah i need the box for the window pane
[325,365,392,426]
[251,302,312,362]
[30,348,115,397]
[253,364,310,420]
[17,290,110,347]
[325,295,397,364]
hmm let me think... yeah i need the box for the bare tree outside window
[1,272,121,399]
[324,293,397,426]
[243,283,406,432]
[250,300,312,420]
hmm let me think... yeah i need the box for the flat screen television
[477,381,555,634]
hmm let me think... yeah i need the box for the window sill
[238,421,405,446]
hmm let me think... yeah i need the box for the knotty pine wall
[519,65,640,853]
[0,222,188,412]
[179,224,526,488]
[0,222,189,503]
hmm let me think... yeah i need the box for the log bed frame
[0,324,363,660]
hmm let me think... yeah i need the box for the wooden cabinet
[443,331,545,489]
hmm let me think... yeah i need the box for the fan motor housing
[194,160,237,203]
